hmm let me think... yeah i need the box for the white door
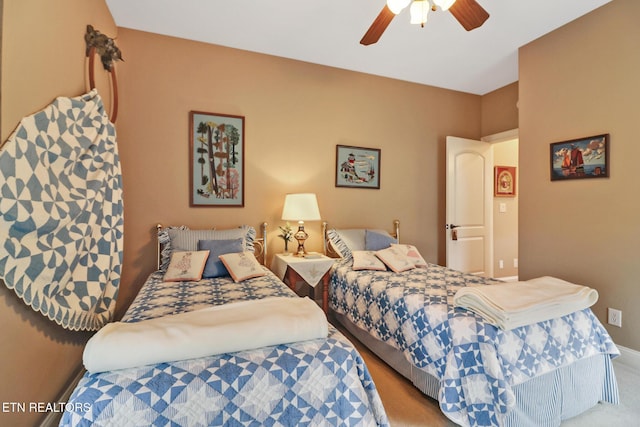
[446,136,493,277]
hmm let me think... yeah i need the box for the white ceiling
[105,0,611,95]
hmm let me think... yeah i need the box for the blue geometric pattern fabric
[61,271,389,426]
[330,262,619,427]
[123,269,294,322]
[0,89,123,331]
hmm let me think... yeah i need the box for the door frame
[482,129,519,279]
[445,129,519,278]
[481,129,519,144]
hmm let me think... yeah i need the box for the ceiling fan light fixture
[386,0,412,14]
[410,0,430,25]
[433,0,456,11]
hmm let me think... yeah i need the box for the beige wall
[481,82,518,137]
[0,1,116,426]
[0,1,518,425]
[519,0,640,350]
[483,83,520,280]
[1,0,115,142]
[493,139,519,278]
[112,29,486,314]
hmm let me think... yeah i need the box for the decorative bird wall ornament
[84,25,123,122]
[84,25,124,71]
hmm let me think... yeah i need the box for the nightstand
[271,253,335,314]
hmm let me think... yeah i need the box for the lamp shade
[410,0,430,25]
[386,0,412,14]
[281,193,321,221]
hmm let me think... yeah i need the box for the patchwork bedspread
[61,269,389,426]
[0,89,123,331]
[330,262,619,427]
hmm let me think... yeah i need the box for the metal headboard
[322,220,400,257]
[156,222,268,269]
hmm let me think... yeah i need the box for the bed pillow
[365,229,398,251]
[391,243,428,268]
[375,247,415,273]
[326,229,354,261]
[219,252,266,283]
[327,228,373,261]
[163,250,210,282]
[352,251,387,271]
[158,225,256,270]
[335,229,366,252]
[328,228,398,255]
[198,238,244,278]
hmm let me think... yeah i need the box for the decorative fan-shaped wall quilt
[0,89,123,331]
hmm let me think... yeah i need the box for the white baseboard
[616,344,640,372]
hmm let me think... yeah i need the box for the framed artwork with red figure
[494,166,516,197]
[550,134,609,181]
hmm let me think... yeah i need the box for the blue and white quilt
[330,262,619,427]
[0,89,123,331]
[61,269,389,426]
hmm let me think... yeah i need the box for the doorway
[484,129,519,280]
[445,136,494,277]
[445,130,519,280]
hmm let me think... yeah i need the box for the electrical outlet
[499,260,504,269]
[513,258,518,268]
[608,308,622,327]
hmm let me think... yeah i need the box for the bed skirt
[332,310,618,427]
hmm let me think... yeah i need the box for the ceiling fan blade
[449,0,489,31]
[360,6,396,46]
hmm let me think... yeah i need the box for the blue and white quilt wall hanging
[0,89,123,331]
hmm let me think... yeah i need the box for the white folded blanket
[83,297,328,373]
[453,276,599,330]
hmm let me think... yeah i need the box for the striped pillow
[326,229,354,261]
[158,226,255,271]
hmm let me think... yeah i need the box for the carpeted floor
[562,360,640,427]
[334,321,640,427]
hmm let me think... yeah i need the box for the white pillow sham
[352,251,387,271]
[219,252,267,283]
[375,247,415,273]
[391,244,427,268]
[163,250,210,282]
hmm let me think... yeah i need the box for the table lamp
[281,193,321,256]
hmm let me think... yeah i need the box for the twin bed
[322,221,620,427]
[60,224,388,426]
[60,220,619,427]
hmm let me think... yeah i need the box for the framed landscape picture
[550,134,609,181]
[189,111,245,206]
[335,145,381,189]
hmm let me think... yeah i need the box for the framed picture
[189,111,245,207]
[335,145,381,189]
[550,133,609,181]
[494,166,516,197]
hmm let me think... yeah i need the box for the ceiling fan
[361,0,489,45]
